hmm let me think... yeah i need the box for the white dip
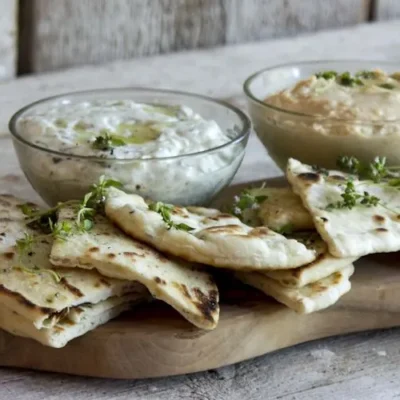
[17,100,243,205]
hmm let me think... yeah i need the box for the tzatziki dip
[16,99,244,205]
[253,69,400,169]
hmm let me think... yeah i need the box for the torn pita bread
[236,264,354,313]
[263,233,358,287]
[255,187,314,232]
[0,195,148,331]
[287,158,400,257]
[0,292,144,348]
[104,188,317,271]
[50,206,219,330]
[264,252,357,288]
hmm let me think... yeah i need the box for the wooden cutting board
[1,181,400,379]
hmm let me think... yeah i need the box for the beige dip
[254,70,400,169]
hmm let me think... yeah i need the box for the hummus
[265,69,400,123]
[17,100,242,205]
[251,69,400,169]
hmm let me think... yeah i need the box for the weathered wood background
[0,0,397,80]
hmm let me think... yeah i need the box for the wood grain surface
[1,20,400,399]
[18,0,371,73]
[0,243,399,379]
[0,0,17,80]
[0,328,399,400]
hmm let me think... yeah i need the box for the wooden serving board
[1,181,400,379]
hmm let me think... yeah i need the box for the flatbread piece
[236,264,354,313]
[50,206,219,330]
[104,188,317,271]
[287,158,400,257]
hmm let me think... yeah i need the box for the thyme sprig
[336,156,400,183]
[323,156,400,212]
[148,202,194,231]
[326,180,380,210]
[16,176,123,256]
[92,130,126,151]
[230,189,267,220]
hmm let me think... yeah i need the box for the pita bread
[0,195,148,330]
[287,158,400,257]
[255,187,314,232]
[263,233,357,287]
[236,264,354,313]
[0,292,144,348]
[104,188,317,271]
[264,251,357,288]
[50,207,219,330]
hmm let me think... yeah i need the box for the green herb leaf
[16,233,35,254]
[355,70,378,79]
[315,71,338,80]
[388,178,400,187]
[148,202,194,231]
[338,72,363,87]
[92,130,127,151]
[379,83,395,90]
[230,189,267,220]
[336,155,399,183]
[326,179,381,211]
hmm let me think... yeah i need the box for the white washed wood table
[1,21,400,400]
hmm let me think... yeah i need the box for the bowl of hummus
[9,88,251,206]
[244,60,400,170]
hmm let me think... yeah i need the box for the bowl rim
[9,87,251,162]
[243,59,400,124]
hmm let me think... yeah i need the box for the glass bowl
[244,60,400,170]
[9,88,251,206]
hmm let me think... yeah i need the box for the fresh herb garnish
[148,202,194,231]
[336,155,399,183]
[230,189,267,220]
[355,70,378,79]
[338,72,363,87]
[315,71,338,80]
[92,130,126,151]
[16,233,35,254]
[326,180,380,210]
[379,83,395,90]
[16,176,123,258]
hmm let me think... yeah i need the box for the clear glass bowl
[9,88,251,206]
[244,60,400,170]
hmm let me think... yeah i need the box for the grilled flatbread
[0,195,148,331]
[50,207,219,330]
[236,264,354,313]
[256,187,314,232]
[264,234,358,287]
[0,292,144,348]
[287,158,400,257]
[104,188,317,271]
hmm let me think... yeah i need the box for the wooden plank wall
[374,0,400,19]
[0,0,17,80]
[18,0,371,74]
[2,0,399,79]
